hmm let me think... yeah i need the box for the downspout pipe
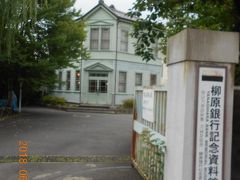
[113,19,119,107]
[79,57,83,105]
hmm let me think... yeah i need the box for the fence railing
[132,87,167,180]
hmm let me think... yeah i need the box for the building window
[90,28,99,50]
[89,80,97,92]
[99,80,108,93]
[101,28,110,50]
[75,70,80,91]
[58,71,62,90]
[135,73,142,86]
[66,71,71,90]
[90,27,110,50]
[88,80,108,93]
[118,71,127,93]
[120,30,128,52]
[150,74,157,86]
[89,72,108,77]
[153,42,159,58]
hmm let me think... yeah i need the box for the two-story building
[52,0,164,106]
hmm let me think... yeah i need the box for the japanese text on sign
[142,89,155,122]
[195,67,226,180]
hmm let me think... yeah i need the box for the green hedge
[42,95,66,106]
[122,98,134,109]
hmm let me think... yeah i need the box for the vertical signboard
[142,89,155,122]
[195,67,226,180]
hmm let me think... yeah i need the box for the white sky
[74,0,136,14]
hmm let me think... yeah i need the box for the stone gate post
[164,29,239,180]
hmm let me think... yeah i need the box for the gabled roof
[80,0,137,23]
[88,20,114,26]
[84,62,113,72]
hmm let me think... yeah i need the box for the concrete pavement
[0,163,141,180]
[0,107,133,156]
[0,107,142,180]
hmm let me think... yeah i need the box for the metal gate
[131,87,167,180]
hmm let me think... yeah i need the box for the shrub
[42,95,66,106]
[122,98,134,109]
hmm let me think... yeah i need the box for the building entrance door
[87,72,109,105]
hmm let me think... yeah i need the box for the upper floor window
[66,71,71,90]
[135,73,142,86]
[153,42,159,58]
[90,27,110,50]
[120,30,128,52]
[101,28,110,50]
[150,74,157,86]
[90,28,99,50]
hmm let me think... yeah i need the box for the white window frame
[75,70,80,91]
[118,71,127,93]
[120,30,128,52]
[153,41,159,58]
[66,71,71,90]
[101,28,110,50]
[90,28,99,50]
[90,27,110,51]
[58,71,62,90]
[135,73,143,86]
[150,74,157,86]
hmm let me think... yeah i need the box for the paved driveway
[0,107,133,156]
[0,107,142,180]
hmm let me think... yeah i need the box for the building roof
[107,4,137,22]
[84,62,113,72]
[80,0,137,22]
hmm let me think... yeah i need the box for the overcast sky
[74,0,136,14]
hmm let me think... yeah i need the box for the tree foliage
[129,0,240,62]
[0,0,43,57]
[0,0,87,100]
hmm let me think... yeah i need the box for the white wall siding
[52,3,164,106]
[52,91,80,103]
[114,61,162,104]
[115,94,134,105]
[116,61,162,92]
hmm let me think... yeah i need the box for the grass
[0,113,19,122]
[0,155,131,163]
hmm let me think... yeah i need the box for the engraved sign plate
[142,89,155,122]
[195,67,226,180]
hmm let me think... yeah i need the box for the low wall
[232,88,240,180]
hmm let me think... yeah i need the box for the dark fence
[232,88,240,180]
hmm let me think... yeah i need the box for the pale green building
[52,0,164,106]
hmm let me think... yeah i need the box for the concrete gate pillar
[164,29,239,180]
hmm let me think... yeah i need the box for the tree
[0,0,87,102]
[128,0,240,83]
[0,0,44,58]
